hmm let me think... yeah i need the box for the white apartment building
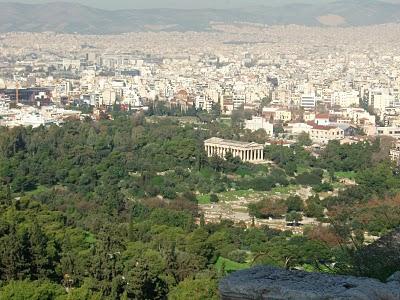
[245,117,274,136]
[286,122,313,135]
[331,91,359,108]
[233,94,246,110]
[370,92,395,112]
[301,94,317,109]
[376,126,400,139]
[195,95,214,112]
[340,108,376,125]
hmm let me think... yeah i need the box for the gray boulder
[219,266,400,300]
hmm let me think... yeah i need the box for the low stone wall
[219,266,400,300]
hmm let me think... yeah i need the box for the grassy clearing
[215,257,250,273]
[297,165,312,174]
[217,190,263,202]
[199,185,301,204]
[269,185,299,195]
[197,194,211,204]
[25,185,50,196]
[334,171,356,180]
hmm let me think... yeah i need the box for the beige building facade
[390,142,400,165]
[310,126,345,144]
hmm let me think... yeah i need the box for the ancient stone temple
[204,137,264,162]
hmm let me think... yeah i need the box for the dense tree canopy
[0,114,399,298]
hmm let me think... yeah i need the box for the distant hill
[1,0,400,34]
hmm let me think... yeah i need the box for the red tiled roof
[315,113,330,119]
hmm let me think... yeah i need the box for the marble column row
[205,145,264,162]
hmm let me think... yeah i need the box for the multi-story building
[195,95,214,112]
[309,124,345,144]
[331,91,359,108]
[245,117,274,136]
[376,126,400,139]
[301,94,317,109]
[390,142,400,165]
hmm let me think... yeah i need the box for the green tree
[285,195,304,212]
[168,276,219,300]
[210,194,219,203]
[286,211,303,226]
[0,280,66,300]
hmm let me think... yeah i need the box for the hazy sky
[0,0,399,9]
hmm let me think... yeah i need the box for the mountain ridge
[1,0,400,34]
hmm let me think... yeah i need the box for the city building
[301,94,317,109]
[245,117,274,136]
[376,126,400,138]
[309,124,345,144]
[390,142,400,165]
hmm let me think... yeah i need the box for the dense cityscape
[0,4,400,300]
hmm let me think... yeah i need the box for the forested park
[0,112,399,299]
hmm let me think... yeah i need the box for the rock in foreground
[219,266,400,300]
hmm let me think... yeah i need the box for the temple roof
[205,137,263,149]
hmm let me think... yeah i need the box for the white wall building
[245,117,274,136]
[301,94,316,109]
[331,91,359,108]
[376,126,400,138]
